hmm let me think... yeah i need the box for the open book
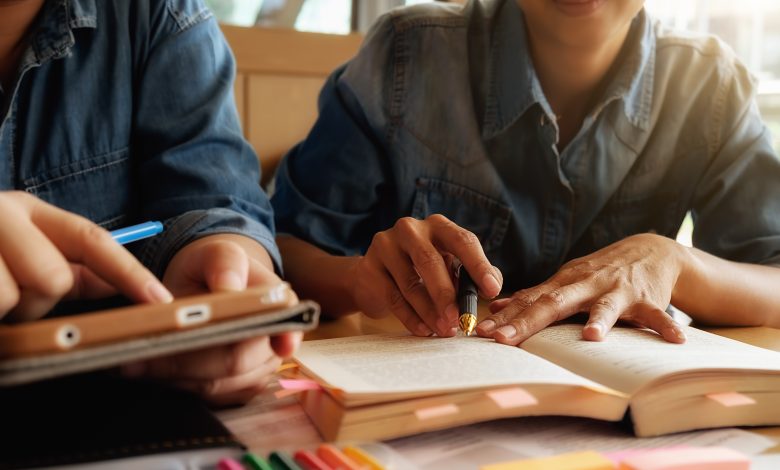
[293,324,780,441]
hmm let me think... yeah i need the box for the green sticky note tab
[243,452,273,470]
[268,451,303,470]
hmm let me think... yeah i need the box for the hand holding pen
[348,215,503,338]
[457,266,479,336]
[0,191,172,322]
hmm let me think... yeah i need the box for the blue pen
[109,221,164,245]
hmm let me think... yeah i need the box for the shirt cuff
[132,208,282,279]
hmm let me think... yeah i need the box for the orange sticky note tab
[706,392,756,407]
[480,451,613,470]
[619,446,749,470]
[487,387,538,409]
[414,403,460,420]
[317,443,363,470]
[274,388,303,399]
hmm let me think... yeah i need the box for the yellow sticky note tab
[706,392,756,407]
[276,362,298,372]
[481,451,613,470]
[414,403,460,420]
[619,446,749,470]
[487,387,538,409]
[343,446,385,470]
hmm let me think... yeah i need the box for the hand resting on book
[477,233,688,346]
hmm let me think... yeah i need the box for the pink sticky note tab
[217,458,244,470]
[605,447,690,466]
[487,387,538,409]
[278,378,322,391]
[619,446,750,470]
[415,403,460,420]
[706,392,756,407]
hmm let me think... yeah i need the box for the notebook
[0,373,242,469]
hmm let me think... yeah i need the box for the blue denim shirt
[272,0,780,290]
[0,0,280,278]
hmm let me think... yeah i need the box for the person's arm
[278,216,502,339]
[276,235,358,316]
[673,246,780,327]
[117,1,295,404]
[272,18,501,337]
[128,1,280,278]
[675,59,780,327]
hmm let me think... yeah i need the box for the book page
[521,324,780,394]
[295,334,613,395]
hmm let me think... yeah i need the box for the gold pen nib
[459,313,477,336]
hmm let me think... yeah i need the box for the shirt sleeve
[127,1,280,277]
[691,58,780,266]
[271,16,398,257]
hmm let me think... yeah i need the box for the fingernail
[437,317,452,335]
[482,273,501,297]
[478,320,496,332]
[585,322,605,340]
[418,324,434,337]
[216,270,244,291]
[146,281,173,303]
[673,328,687,342]
[121,362,146,377]
[445,304,459,323]
[492,265,503,285]
[496,325,517,339]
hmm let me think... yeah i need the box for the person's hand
[477,233,688,345]
[123,234,301,405]
[349,215,503,337]
[122,330,301,406]
[0,191,172,322]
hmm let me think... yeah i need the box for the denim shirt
[0,0,280,278]
[272,0,780,291]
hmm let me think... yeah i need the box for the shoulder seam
[165,0,213,33]
[656,37,731,60]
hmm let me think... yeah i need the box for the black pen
[457,266,478,336]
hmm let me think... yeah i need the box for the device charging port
[176,304,212,327]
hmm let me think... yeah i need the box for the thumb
[270,331,303,358]
[247,256,281,287]
[201,240,250,292]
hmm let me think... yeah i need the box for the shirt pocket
[411,177,511,253]
[23,148,133,229]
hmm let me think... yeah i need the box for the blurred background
[206,0,780,152]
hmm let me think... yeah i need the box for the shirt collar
[27,0,97,66]
[483,0,655,138]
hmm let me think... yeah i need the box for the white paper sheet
[387,416,777,470]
